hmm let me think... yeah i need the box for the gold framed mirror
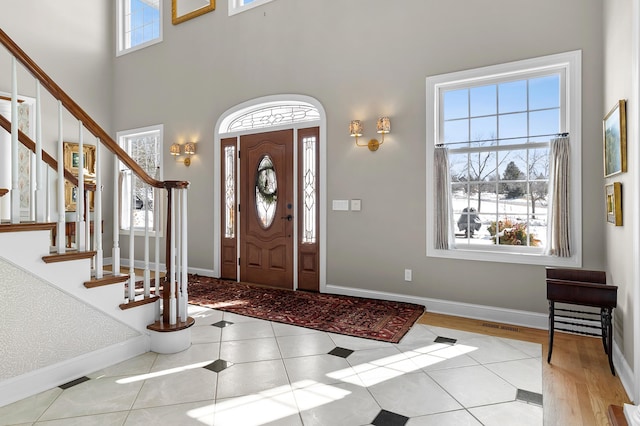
[172,0,215,25]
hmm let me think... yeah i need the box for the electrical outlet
[404,269,412,282]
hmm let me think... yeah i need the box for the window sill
[228,0,274,16]
[119,230,163,238]
[116,37,163,57]
[427,246,581,267]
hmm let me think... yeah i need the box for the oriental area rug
[187,275,425,343]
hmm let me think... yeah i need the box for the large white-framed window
[117,124,163,235]
[228,0,274,16]
[426,51,582,267]
[116,0,162,56]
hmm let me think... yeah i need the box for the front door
[239,130,294,289]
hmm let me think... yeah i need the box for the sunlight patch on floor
[189,380,350,426]
[328,343,478,387]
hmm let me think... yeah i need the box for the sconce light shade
[184,142,196,155]
[170,143,181,156]
[350,117,390,152]
[377,117,391,134]
[349,120,363,137]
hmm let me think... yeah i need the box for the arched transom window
[219,101,320,134]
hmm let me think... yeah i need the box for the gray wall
[114,0,606,313]
[1,1,611,320]
[604,0,636,370]
[0,0,115,247]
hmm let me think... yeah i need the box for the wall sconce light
[349,117,391,152]
[170,142,197,166]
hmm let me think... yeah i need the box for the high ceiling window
[117,0,162,56]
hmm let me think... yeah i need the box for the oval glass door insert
[255,155,278,228]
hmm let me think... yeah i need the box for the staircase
[0,28,194,407]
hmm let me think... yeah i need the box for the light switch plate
[332,200,349,211]
[351,199,361,211]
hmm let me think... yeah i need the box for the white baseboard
[0,335,149,408]
[325,284,549,330]
[188,267,216,277]
[116,258,215,277]
[614,341,635,402]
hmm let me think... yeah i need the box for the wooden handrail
[0,27,186,190]
[0,188,8,197]
[0,114,95,191]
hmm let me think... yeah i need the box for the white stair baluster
[94,138,103,278]
[112,156,120,275]
[56,101,65,253]
[169,187,176,325]
[143,183,150,299]
[35,81,45,223]
[77,121,85,251]
[10,57,19,224]
[128,172,136,301]
[180,188,188,323]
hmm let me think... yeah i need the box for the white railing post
[143,185,151,298]
[169,187,177,325]
[94,138,103,278]
[10,57,20,223]
[56,101,65,253]
[77,121,85,251]
[180,188,188,323]
[113,157,120,275]
[45,167,51,223]
[29,151,35,221]
[35,81,45,223]
[128,173,136,301]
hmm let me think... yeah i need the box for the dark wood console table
[51,220,102,248]
[546,268,618,375]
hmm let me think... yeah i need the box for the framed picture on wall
[63,142,96,176]
[603,100,627,177]
[605,182,622,226]
[63,142,96,212]
[64,181,95,212]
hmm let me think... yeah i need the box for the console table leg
[602,308,615,375]
[547,300,555,363]
[601,308,609,355]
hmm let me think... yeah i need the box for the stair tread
[84,274,129,288]
[42,250,96,263]
[119,295,159,310]
[147,316,195,332]
[0,222,56,233]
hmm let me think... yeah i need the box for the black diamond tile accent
[59,376,90,389]
[434,336,457,345]
[372,409,409,426]
[211,320,234,328]
[204,359,233,373]
[328,347,354,358]
[516,388,543,406]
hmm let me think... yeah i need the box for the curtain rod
[436,132,569,148]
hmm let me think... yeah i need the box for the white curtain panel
[434,146,454,250]
[546,136,571,257]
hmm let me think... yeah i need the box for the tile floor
[1,305,543,426]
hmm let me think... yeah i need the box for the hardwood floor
[417,312,631,426]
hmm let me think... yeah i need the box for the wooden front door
[239,130,294,289]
